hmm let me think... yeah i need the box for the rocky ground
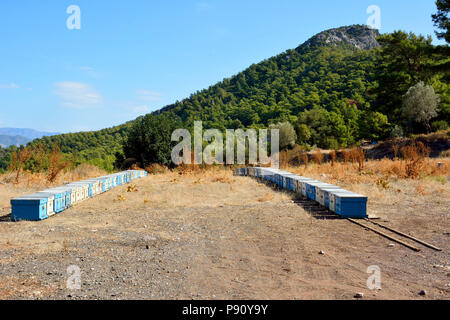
[0,170,448,300]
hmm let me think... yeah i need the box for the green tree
[358,111,390,141]
[295,123,311,145]
[402,81,440,132]
[122,114,183,167]
[432,0,450,43]
[373,31,435,123]
[269,122,297,150]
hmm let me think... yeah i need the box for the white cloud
[54,82,102,108]
[136,89,163,102]
[0,83,19,89]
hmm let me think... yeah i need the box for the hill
[0,128,59,140]
[0,135,31,148]
[2,24,447,171]
[0,25,383,170]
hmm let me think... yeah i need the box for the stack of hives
[234,167,367,218]
[10,170,147,221]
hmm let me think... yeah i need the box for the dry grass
[284,157,449,185]
[0,163,107,189]
[144,164,169,175]
[0,159,448,299]
[312,150,324,164]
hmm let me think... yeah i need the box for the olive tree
[402,81,440,132]
[270,122,297,150]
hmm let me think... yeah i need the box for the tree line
[1,1,448,172]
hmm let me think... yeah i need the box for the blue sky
[0,0,443,133]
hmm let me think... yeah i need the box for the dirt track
[0,171,449,300]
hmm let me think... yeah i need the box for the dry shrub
[313,150,323,164]
[302,152,309,167]
[376,177,390,189]
[401,141,430,179]
[47,145,71,183]
[145,164,169,175]
[280,151,288,168]
[330,150,336,167]
[356,147,365,172]
[342,150,351,163]
[127,184,138,192]
[9,147,33,184]
[393,144,399,160]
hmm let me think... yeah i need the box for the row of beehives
[234,167,367,218]
[10,170,148,221]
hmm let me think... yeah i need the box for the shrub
[400,141,430,178]
[145,163,169,175]
[312,150,323,164]
[402,81,440,132]
[431,120,449,132]
[390,125,404,138]
[9,147,33,184]
[270,122,297,150]
[440,149,450,158]
[122,113,183,167]
[47,145,71,183]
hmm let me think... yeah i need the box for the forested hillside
[1,24,448,172]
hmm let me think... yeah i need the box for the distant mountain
[0,134,31,148]
[0,128,60,140]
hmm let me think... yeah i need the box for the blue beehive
[81,180,95,197]
[97,176,110,191]
[65,183,89,203]
[282,174,298,191]
[316,185,341,207]
[94,177,104,192]
[49,187,73,209]
[305,181,331,201]
[100,177,108,192]
[292,177,316,197]
[11,194,52,221]
[80,179,101,197]
[329,190,368,218]
[37,189,66,213]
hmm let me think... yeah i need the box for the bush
[390,125,404,138]
[122,113,183,167]
[402,81,440,132]
[270,122,297,150]
[431,120,449,132]
[145,163,169,174]
[439,149,450,158]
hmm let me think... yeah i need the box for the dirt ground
[0,169,449,300]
